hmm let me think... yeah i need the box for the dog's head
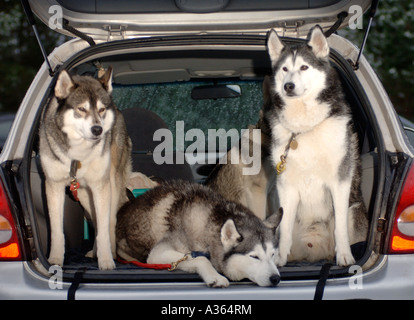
[267,25,330,100]
[220,208,283,287]
[54,67,115,142]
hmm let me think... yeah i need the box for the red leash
[69,160,81,202]
[117,253,190,271]
[117,257,172,270]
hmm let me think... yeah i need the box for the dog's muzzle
[284,82,295,95]
[270,274,281,286]
[91,125,103,137]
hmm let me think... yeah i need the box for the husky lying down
[116,180,282,287]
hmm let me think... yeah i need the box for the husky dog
[116,180,282,287]
[39,67,132,270]
[265,26,368,267]
[206,77,277,220]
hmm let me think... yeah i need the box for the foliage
[340,0,414,120]
[0,0,66,112]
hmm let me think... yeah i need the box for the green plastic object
[132,188,150,198]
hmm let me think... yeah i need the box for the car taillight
[0,178,21,260]
[389,164,414,254]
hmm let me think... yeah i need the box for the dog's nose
[284,82,295,93]
[269,274,281,286]
[91,125,103,136]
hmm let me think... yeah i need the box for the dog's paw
[205,274,230,288]
[85,250,94,258]
[98,258,116,270]
[336,252,355,267]
[274,249,288,267]
[48,255,64,267]
[276,256,287,267]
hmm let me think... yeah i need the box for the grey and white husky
[205,76,278,220]
[39,67,132,270]
[116,180,282,287]
[265,26,368,267]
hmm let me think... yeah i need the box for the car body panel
[30,0,371,38]
[1,2,413,298]
[1,255,414,299]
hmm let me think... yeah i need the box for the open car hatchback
[1,0,414,299]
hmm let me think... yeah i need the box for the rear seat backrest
[121,107,193,182]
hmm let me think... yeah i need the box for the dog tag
[290,138,298,150]
[276,161,286,175]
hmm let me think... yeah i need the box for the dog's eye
[98,108,106,113]
[300,65,309,71]
[249,255,260,260]
[78,107,86,112]
[282,67,288,72]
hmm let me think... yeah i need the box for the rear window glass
[112,80,263,152]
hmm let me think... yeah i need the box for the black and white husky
[39,68,132,270]
[265,26,368,267]
[116,180,283,287]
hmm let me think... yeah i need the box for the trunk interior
[27,35,379,283]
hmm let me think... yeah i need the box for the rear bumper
[1,255,413,300]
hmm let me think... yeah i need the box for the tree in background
[0,0,413,120]
[372,0,414,120]
[340,0,414,120]
[0,0,65,113]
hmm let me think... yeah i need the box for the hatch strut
[353,0,380,70]
[21,1,97,77]
[21,0,54,76]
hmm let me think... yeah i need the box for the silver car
[1,0,414,300]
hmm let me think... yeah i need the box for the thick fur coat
[265,26,368,266]
[117,180,282,287]
[39,68,132,270]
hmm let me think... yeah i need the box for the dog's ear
[307,25,329,59]
[267,29,284,67]
[221,219,242,250]
[264,207,283,231]
[99,66,113,93]
[55,70,75,99]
